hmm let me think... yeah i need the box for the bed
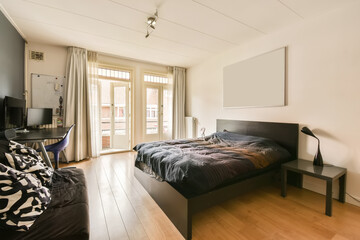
[134,119,299,240]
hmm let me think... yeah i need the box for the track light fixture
[147,17,156,27]
[145,10,158,38]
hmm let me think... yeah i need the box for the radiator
[185,117,196,139]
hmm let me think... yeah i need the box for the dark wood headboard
[216,119,299,160]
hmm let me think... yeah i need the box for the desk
[13,127,70,169]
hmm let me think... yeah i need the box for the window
[98,67,130,80]
[144,74,169,84]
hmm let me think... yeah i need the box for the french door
[112,82,130,150]
[144,85,172,142]
[101,80,131,152]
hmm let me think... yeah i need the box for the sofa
[0,139,89,240]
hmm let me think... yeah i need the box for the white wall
[26,42,67,108]
[186,3,360,206]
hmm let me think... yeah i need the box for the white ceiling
[0,0,358,67]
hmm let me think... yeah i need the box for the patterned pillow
[0,163,51,231]
[5,141,54,187]
[9,141,42,161]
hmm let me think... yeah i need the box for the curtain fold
[64,47,90,161]
[172,67,186,139]
[87,51,101,157]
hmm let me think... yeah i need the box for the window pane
[101,81,111,150]
[146,88,158,134]
[114,86,126,135]
[98,67,130,80]
[163,89,172,135]
[144,74,168,84]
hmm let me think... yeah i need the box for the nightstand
[281,159,346,216]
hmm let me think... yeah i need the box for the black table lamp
[301,127,323,166]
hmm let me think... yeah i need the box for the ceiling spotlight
[145,10,158,38]
[147,17,156,27]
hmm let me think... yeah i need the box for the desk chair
[41,124,75,169]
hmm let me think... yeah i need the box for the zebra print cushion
[9,141,42,161]
[5,141,54,187]
[0,163,51,231]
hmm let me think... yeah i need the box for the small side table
[281,159,346,216]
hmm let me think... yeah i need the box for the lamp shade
[301,127,317,139]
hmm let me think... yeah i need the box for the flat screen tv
[3,96,26,130]
[27,108,53,127]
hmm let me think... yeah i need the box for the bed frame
[134,119,299,240]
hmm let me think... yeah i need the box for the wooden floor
[61,152,360,240]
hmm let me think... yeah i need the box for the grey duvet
[134,131,291,197]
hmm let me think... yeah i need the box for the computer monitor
[27,108,53,127]
[3,96,26,130]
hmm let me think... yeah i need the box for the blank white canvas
[223,47,285,108]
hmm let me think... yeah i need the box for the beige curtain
[87,51,101,157]
[172,67,186,139]
[64,47,91,161]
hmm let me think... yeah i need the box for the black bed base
[134,119,299,239]
[135,167,279,240]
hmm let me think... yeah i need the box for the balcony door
[99,66,131,153]
[144,84,172,142]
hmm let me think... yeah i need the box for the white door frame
[98,64,134,153]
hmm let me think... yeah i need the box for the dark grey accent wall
[0,10,25,127]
